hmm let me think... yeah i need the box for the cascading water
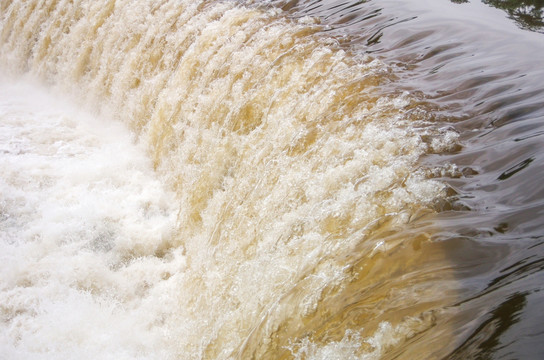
[7,0,541,359]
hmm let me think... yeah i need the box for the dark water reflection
[271,0,544,358]
[452,0,544,34]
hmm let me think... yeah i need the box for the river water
[1,0,543,359]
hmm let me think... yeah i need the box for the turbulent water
[1,0,543,359]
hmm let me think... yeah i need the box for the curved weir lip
[0,1,471,359]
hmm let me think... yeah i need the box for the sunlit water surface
[1,0,543,359]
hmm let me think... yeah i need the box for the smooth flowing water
[1,0,543,359]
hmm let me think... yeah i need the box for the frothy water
[4,0,536,358]
[0,77,180,359]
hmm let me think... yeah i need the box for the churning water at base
[0,76,180,359]
[1,0,544,359]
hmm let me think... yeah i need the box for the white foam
[0,0,459,357]
[0,76,180,359]
[288,317,435,360]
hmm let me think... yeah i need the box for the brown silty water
[2,0,543,359]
